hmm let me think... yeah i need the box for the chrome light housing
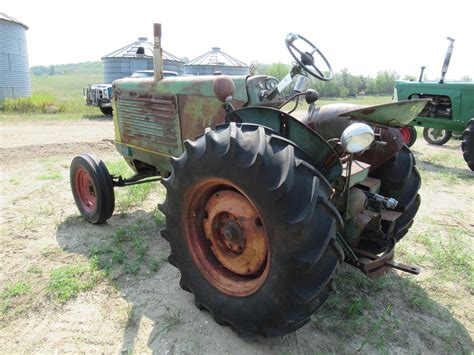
[341,123,374,153]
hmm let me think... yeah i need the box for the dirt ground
[0,118,472,353]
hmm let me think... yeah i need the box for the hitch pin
[365,191,398,209]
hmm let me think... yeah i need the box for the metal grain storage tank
[102,37,184,83]
[0,13,31,100]
[184,47,249,76]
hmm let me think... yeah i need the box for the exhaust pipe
[153,23,163,81]
[418,66,425,82]
[439,37,455,84]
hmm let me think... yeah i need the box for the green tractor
[71,24,427,337]
[394,37,474,170]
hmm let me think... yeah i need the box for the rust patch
[178,95,244,140]
[183,178,270,297]
[203,190,267,276]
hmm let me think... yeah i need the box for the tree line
[254,63,401,97]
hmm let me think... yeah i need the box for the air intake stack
[154,23,163,81]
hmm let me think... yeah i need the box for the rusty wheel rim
[75,167,97,212]
[183,178,270,297]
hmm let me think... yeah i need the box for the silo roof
[102,38,182,62]
[187,47,247,67]
[0,12,29,30]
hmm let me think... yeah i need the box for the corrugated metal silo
[0,12,31,100]
[102,37,184,83]
[184,47,249,76]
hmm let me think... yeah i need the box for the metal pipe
[439,37,455,84]
[418,66,425,82]
[153,23,163,82]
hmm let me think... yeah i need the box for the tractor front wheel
[70,154,115,224]
[462,119,474,171]
[423,127,452,145]
[159,123,343,337]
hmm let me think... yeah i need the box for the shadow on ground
[56,210,472,353]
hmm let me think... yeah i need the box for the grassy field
[1,68,392,121]
[1,65,103,119]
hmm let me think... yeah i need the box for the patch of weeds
[357,304,400,353]
[414,227,473,289]
[116,183,156,212]
[62,215,83,225]
[91,254,111,275]
[39,204,56,217]
[156,306,185,337]
[37,170,62,180]
[88,218,166,277]
[46,264,104,303]
[346,297,371,318]
[106,159,158,212]
[112,248,125,264]
[148,251,168,273]
[1,281,31,299]
[125,261,141,275]
[0,300,9,316]
[134,237,147,261]
[398,277,439,316]
[21,216,39,232]
[154,208,166,226]
[8,177,20,185]
[27,265,43,274]
[41,247,65,259]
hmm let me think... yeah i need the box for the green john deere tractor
[394,37,474,171]
[71,24,427,337]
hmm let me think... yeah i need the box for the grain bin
[184,47,249,76]
[102,37,183,83]
[0,12,31,100]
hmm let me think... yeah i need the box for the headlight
[340,123,374,153]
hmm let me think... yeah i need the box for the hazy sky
[3,0,473,80]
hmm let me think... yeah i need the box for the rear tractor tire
[159,122,344,337]
[359,146,421,254]
[462,119,474,171]
[70,154,115,224]
[423,127,452,145]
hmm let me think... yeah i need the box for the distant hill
[31,61,102,76]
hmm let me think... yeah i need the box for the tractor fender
[305,103,404,170]
[227,106,343,182]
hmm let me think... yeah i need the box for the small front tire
[70,154,115,224]
[400,126,417,147]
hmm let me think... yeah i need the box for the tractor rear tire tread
[461,119,474,171]
[359,147,421,254]
[159,123,342,337]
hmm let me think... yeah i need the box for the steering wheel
[285,33,333,81]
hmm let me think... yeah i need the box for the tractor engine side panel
[178,95,245,141]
